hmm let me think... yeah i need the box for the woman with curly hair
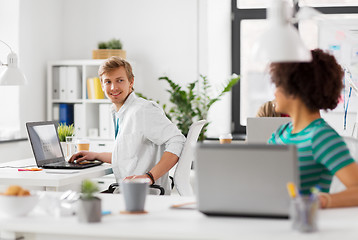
[269,48,358,208]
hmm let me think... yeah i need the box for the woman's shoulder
[309,118,342,141]
[269,121,292,143]
[276,121,292,134]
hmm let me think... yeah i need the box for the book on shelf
[66,67,81,100]
[99,103,115,139]
[74,104,85,137]
[59,103,74,126]
[52,67,60,99]
[87,77,105,99]
[56,66,81,100]
[53,104,60,121]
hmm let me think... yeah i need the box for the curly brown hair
[270,48,344,111]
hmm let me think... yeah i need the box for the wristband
[145,171,155,185]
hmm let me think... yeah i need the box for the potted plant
[92,38,126,59]
[57,123,74,154]
[77,179,101,223]
[159,74,239,141]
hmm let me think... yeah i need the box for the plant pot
[77,197,102,223]
[60,142,67,156]
[92,49,126,59]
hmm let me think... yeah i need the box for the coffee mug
[77,139,90,151]
[121,178,150,212]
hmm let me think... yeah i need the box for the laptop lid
[195,143,299,218]
[26,121,65,167]
[246,117,291,143]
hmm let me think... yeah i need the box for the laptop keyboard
[49,162,83,167]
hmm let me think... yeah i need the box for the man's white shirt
[111,92,185,194]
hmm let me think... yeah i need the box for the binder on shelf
[52,67,60,99]
[66,67,81,100]
[59,103,74,126]
[53,104,60,121]
[99,103,114,139]
[87,77,105,99]
[74,104,85,137]
[59,67,67,100]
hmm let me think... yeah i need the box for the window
[231,0,358,135]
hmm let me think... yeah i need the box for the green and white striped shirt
[269,118,354,195]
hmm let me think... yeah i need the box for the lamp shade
[251,0,312,63]
[252,23,312,63]
[0,53,27,86]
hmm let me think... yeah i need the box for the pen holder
[290,196,319,233]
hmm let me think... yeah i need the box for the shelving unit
[47,60,115,143]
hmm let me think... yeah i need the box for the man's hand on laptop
[68,151,98,164]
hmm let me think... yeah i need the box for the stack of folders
[53,66,82,100]
[87,77,105,99]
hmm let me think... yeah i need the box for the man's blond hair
[98,56,134,81]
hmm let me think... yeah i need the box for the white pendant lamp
[0,40,27,86]
[252,0,312,63]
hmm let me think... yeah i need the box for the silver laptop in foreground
[195,143,299,218]
[246,117,291,143]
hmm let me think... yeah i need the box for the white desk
[0,158,113,191]
[1,194,358,240]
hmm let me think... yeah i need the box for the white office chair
[172,120,207,196]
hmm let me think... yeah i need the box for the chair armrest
[103,182,165,195]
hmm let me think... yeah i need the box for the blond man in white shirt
[69,57,185,194]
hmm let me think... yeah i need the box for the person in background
[69,57,185,194]
[269,48,358,208]
[256,100,289,117]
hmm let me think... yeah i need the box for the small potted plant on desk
[77,179,101,223]
[57,123,74,155]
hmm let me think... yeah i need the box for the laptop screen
[26,121,64,166]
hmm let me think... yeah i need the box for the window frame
[231,0,358,135]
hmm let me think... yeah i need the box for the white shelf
[47,60,115,139]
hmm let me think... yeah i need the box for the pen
[286,182,297,198]
[18,168,43,171]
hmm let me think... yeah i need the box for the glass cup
[65,136,77,161]
[290,196,319,233]
[121,178,150,212]
[219,133,233,144]
[77,138,90,152]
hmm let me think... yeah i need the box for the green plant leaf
[81,179,99,199]
[57,123,74,142]
[155,74,239,139]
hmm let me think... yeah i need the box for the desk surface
[0,158,113,191]
[1,194,358,240]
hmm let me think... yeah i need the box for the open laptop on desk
[246,117,291,143]
[195,143,299,218]
[26,121,102,169]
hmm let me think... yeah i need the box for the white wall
[0,0,233,160]
[19,0,64,134]
[0,0,21,139]
[61,0,198,105]
[204,0,232,136]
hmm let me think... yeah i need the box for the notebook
[246,117,291,143]
[26,121,102,169]
[195,143,299,218]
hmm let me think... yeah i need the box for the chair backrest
[173,120,207,196]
